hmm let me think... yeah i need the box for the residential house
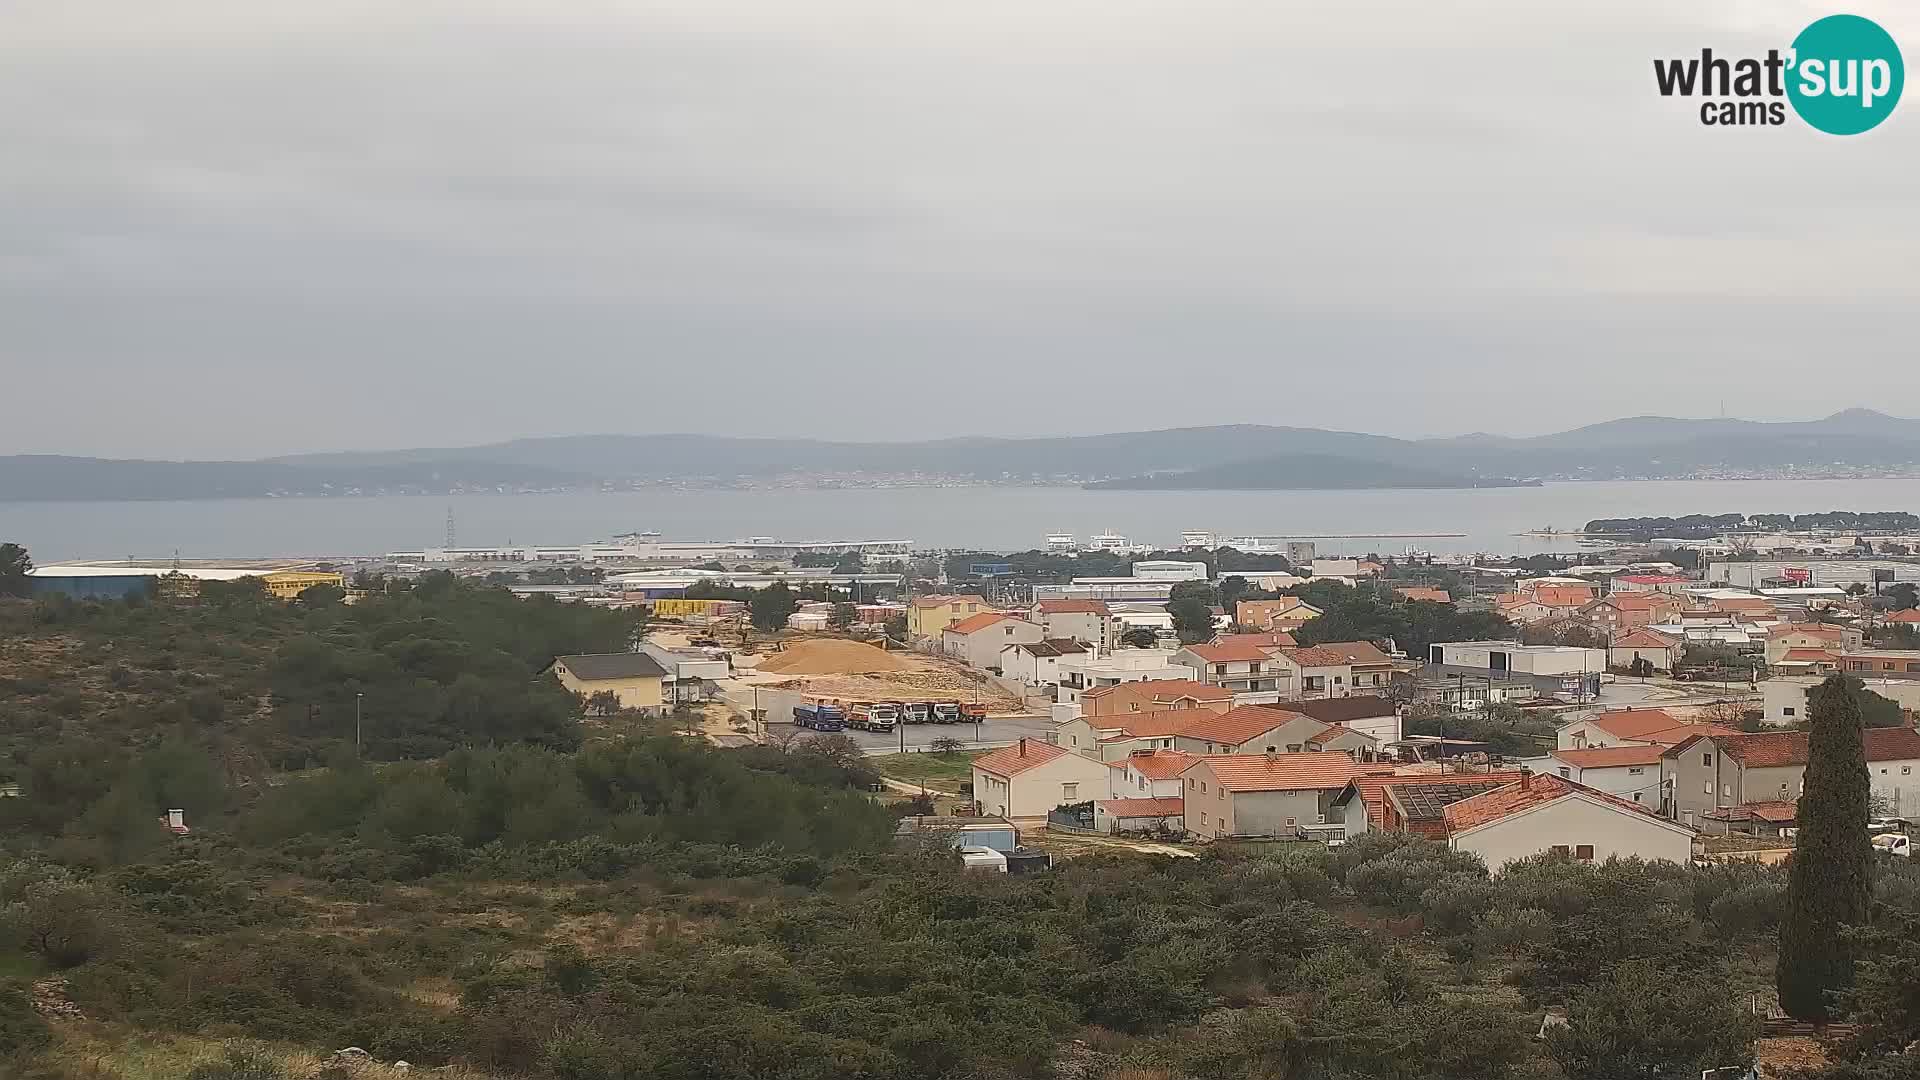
[1840,649,1920,681]
[1664,727,1920,822]
[1492,593,1557,624]
[1092,797,1186,834]
[1054,710,1196,760]
[1055,649,1192,703]
[1333,772,1526,838]
[1882,609,1920,627]
[1080,678,1234,717]
[1030,599,1118,653]
[1395,587,1452,604]
[1283,695,1405,743]
[1169,706,1379,758]
[548,653,669,714]
[1275,641,1396,698]
[1611,574,1694,595]
[1428,641,1606,700]
[1772,648,1840,676]
[1579,593,1680,634]
[1105,748,1199,799]
[942,613,1043,671]
[1234,597,1323,632]
[1520,745,1667,806]
[999,638,1087,689]
[1764,623,1865,665]
[1173,641,1292,700]
[971,738,1114,819]
[1442,773,1696,870]
[1557,708,1739,751]
[1698,594,1779,620]
[1608,629,1684,673]
[1763,675,1920,726]
[1214,631,1298,650]
[907,594,993,640]
[1181,754,1378,839]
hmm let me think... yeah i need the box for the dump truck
[931,702,962,725]
[902,702,931,725]
[850,702,898,733]
[793,700,846,732]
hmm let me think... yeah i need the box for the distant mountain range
[7,409,1920,501]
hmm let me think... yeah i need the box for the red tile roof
[1175,705,1312,746]
[1215,632,1298,649]
[945,612,1018,635]
[972,738,1072,778]
[1780,648,1838,663]
[1182,641,1279,663]
[1190,753,1380,793]
[1770,622,1849,639]
[1121,749,1199,779]
[1284,641,1393,667]
[1702,727,1920,768]
[1092,711,1204,738]
[1617,575,1690,585]
[1608,593,1676,611]
[1583,709,1741,746]
[1884,610,1920,624]
[1552,745,1668,769]
[1533,586,1596,608]
[1082,679,1233,704]
[911,593,985,608]
[1611,629,1680,650]
[1347,772,1527,837]
[1095,796,1185,817]
[1035,600,1112,616]
[1009,638,1088,658]
[1396,587,1452,604]
[1442,772,1670,834]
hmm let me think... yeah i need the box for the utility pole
[355,692,365,757]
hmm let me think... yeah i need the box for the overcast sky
[3,1,1915,458]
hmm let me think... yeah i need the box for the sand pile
[756,639,911,675]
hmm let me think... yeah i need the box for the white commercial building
[1132,560,1209,582]
[1426,642,1608,677]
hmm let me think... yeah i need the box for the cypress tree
[1777,674,1873,1020]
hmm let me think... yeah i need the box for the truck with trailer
[902,702,932,725]
[793,700,846,732]
[850,702,898,732]
[931,701,962,725]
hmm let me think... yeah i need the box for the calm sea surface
[9,479,1920,562]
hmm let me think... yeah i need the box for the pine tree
[1777,674,1873,1020]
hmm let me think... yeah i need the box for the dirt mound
[756,638,910,675]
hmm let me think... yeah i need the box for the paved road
[717,677,1053,752]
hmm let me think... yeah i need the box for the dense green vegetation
[1285,580,1514,655]
[8,562,1920,1080]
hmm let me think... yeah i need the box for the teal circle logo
[1787,14,1903,135]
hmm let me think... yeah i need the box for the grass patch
[871,750,982,791]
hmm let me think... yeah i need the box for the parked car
[1873,833,1912,857]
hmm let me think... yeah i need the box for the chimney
[1018,738,1027,757]
[1520,771,1531,791]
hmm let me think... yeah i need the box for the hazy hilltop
[7,410,1920,499]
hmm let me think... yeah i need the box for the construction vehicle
[902,702,931,725]
[849,702,898,733]
[960,702,988,722]
[793,700,846,732]
[931,702,962,725]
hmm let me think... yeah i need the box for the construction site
[736,638,1024,714]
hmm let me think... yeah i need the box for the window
[1722,784,1732,797]
[1265,745,1277,753]
[1633,792,1642,802]
[1783,707,1796,717]
[1576,844,1594,861]
[1557,767,1571,778]
[1335,676,1344,685]
[1628,767,1644,775]
[1200,812,1208,825]
[1905,766,1913,776]
[1188,778,1195,790]
[1703,781,1713,794]
[1288,743,1303,752]
[1551,844,1570,855]
[1701,753,1713,767]
[1214,664,1227,675]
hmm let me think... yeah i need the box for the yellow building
[548,653,668,714]
[651,598,743,619]
[261,570,346,601]
[906,593,994,640]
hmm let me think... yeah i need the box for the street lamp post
[355,692,364,757]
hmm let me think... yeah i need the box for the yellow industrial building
[547,653,669,714]
[261,570,346,601]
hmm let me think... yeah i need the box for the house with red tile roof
[1395,587,1452,604]
[999,638,1088,688]
[1556,708,1741,751]
[1607,628,1683,673]
[1763,622,1864,665]
[1173,641,1295,698]
[1841,649,1920,681]
[1093,796,1187,834]
[1028,599,1118,652]
[1106,748,1200,799]
[1169,705,1379,759]
[1056,705,1216,760]
[1214,631,1298,650]
[1883,609,1920,626]
[1441,772,1695,870]
[1272,641,1395,697]
[941,613,1042,670]
[906,594,993,640]
[1181,753,1385,839]
[1521,744,1668,808]
[1080,678,1233,718]
[1332,771,1527,839]
[1772,647,1839,675]
[1663,726,1920,824]
[1580,592,1681,633]
[971,738,1114,819]
[1234,597,1323,632]
[1612,574,1694,595]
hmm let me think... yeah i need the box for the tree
[1885,582,1919,610]
[749,583,799,632]
[1120,627,1158,649]
[1546,959,1760,1080]
[930,737,964,756]
[828,603,857,631]
[1778,674,1874,1021]
[882,614,907,642]
[1169,597,1214,645]
[0,543,30,598]
[1629,656,1655,680]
